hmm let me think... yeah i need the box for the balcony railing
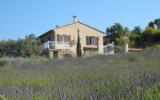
[40,41,70,49]
[40,41,55,49]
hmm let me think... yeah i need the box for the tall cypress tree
[76,29,82,57]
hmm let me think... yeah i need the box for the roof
[54,21,105,34]
[38,30,54,38]
[38,21,105,38]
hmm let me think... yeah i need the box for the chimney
[56,25,59,28]
[73,16,78,23]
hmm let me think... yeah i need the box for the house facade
[38,16,104,58]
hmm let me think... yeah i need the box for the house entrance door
[53,51,58,58]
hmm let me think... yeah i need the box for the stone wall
[48,49,75,59]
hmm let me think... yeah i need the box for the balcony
[40,41,55,49]
[40,41,70,50]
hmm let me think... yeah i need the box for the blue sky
[0,0,160,40]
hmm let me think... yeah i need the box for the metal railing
[40,41,55,49]
[40,41,70,49]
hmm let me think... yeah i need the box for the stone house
[37,16,105,58]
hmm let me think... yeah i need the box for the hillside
[0,49,160,100]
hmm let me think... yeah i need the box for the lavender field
[0,49,160,100]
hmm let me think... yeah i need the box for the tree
[23,34,41,57]
[76,29,82,57]
[148,21,155,29]
[116,31,129,45]
[154,18,160,29]
[0,34,42,58]
[140,27,160,47]
[106,23,129,46]
[129,26,142,47]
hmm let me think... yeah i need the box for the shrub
[141,27,160,47]
[0,60,8,67]
[0,94,6,100]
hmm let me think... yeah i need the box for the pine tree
[76,29,82,57]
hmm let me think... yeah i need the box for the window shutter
[68,35,71,42]
[86,36,90,45]
[57,34,60,42]
[96,37,99,45]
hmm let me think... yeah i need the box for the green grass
[0,49,160,100]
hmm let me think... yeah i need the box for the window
[86,36,99,45]
[62,35,65,42]
[63,35,67,42]
[57,34,71,43]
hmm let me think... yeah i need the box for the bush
[0,34,42,58]
[0,60,8,67]
[0,95,6,100]
[140,27,160,47]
